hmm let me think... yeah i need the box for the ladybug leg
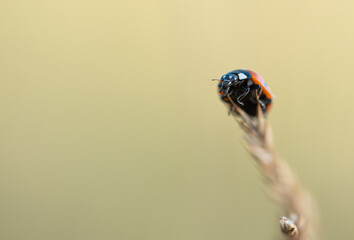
[258,99,266,109]
[251,85,266,109]
[236,87,250,106]
[260,97,272,108]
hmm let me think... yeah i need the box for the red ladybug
[217,69,272,116]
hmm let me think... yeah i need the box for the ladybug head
[220,73,239,94]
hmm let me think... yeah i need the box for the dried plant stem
[227,97,318,240]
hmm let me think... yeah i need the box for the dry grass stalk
[227,96,318,240]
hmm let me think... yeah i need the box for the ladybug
[217,69,272,116]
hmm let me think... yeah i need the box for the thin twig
[226,96,318,240]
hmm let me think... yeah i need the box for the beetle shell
[218,69,273,116]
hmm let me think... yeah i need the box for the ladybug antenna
[211,79,221,81]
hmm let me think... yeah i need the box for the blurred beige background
[1,0,354,239]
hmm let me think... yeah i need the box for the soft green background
[1,0,353,239]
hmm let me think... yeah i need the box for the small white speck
[238,73,248,80]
